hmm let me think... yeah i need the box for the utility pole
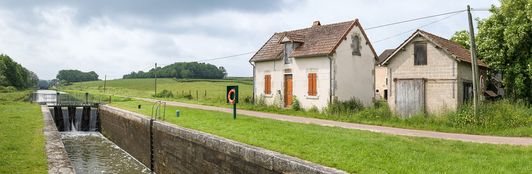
[467,5,481,116]
[103,75,107,93]
[154,63,158,95]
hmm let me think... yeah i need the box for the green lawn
[110,99,532,174]
[0,101,47,173]
[63,78,531,137]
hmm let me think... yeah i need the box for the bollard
[176,110,180,117]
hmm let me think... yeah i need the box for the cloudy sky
[0,0,499,80]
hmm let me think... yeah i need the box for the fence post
[85,92,89,104]
[204,90,207,97]
[196,90,198,100]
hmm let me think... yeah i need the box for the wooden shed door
[284,74,293,107]
[395,79,425,117]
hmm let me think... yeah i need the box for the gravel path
[137,97,532,146]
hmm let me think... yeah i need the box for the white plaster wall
[333,25,376,107]
[386,36,459,113]
[291,56,331,110]
[254,60,284,106]
[374,66,388,100]
[254,57,330,110]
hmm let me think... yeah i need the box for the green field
[66,78,253,103]
[0,91,47,173]
[110,99,532,174]
[65,78,531,137]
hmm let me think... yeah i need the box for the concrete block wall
[99,105,347,174]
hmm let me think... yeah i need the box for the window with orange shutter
[308,73,317,96]
[264,75,271,95]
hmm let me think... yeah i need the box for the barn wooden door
[284,74,293,107]
[395,79,425,117]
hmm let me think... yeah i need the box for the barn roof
[381,29,488,68]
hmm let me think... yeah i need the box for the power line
[372,11,464,44]
[364,10,466,30]
[148,9,490,67]
[195,51,255,62]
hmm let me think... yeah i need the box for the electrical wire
[151,8,489,63]
[364,10,466,30]
[372,11,464,44]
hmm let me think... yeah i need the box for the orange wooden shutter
[265,75,271,94]
[312,74,317,96]
[308,73,317,96]
[308,73,313,96]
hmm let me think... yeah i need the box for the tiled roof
[281,33,305,43]
[250,20,376,62]
[419,30,488,67]
[382,30,488,68]
[377,49,394,64]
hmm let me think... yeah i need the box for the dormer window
[351,34,361,56]
[284,42,293,64]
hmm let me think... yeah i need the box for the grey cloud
[0,0,284,20]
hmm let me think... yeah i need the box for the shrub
[256,95,266,107]
[243,96,254,104]
[0,86,17,93]
[308,105,320,113]
[447,100,531,129]
[153,89,174,98]
[182,94,193,100]
[292,96,301,111]
[326,97,364,115]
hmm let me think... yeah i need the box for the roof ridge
[280,20,356,33]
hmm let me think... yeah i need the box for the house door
[395,79,425,117]
[284,74,293,107]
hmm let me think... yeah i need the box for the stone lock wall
[99,105,346,174]
[99,106,152,167]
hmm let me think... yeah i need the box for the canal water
[61,132,151,174]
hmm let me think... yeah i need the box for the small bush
[256,95,266,106]
[182,94,193,100]
[326,98,364,115]
[292,96,301,111]
[308,105,320,113]
[0,86,17,93]
[153,89,174,98]
[447,100,531,129]
[243,96,254,104]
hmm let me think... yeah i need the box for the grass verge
[63,78,531,137]
[0,101,47,173]
[110,99,532,174]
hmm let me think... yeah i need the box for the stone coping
[100,105,347,174]
[41,106,76,174]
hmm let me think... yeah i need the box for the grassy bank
[64,78,531,137]
[109,99,532,173]
[0,91,47,173]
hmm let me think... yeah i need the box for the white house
[249,20,377,110]
[380,30,488,117]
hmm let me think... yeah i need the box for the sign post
[226,86,238,119]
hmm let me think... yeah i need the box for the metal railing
[151,101,166,121]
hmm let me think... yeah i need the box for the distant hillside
[56,69,99,83]
[123,62,227,79]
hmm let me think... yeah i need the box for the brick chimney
[312,20,321,27]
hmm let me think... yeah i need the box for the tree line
[450,0,531,103]
[123,62,227,79]
[0,54,38,89]
[56,70,99,83]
